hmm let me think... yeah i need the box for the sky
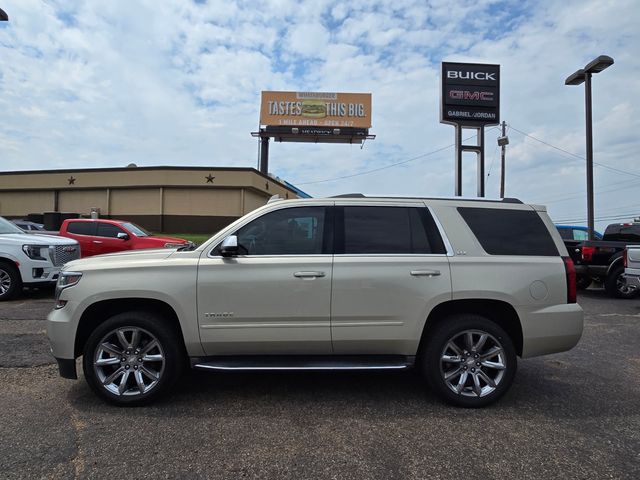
[0,0,639,231]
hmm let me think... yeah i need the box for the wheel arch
[419,299,523,357]
[74,298,186,358]
[606,254,624,276]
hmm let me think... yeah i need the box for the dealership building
[0,166,304,233]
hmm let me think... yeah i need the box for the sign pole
[260,137,269,175]
[477,127,485,197]
[455,125,463,196]
[500,121,506,198]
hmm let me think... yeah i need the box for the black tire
[604,265,638,299]
[0,261,22,301]
[576,275,592,290]
[420,314,517,408]
[82,311,184,406]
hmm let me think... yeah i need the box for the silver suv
[47,196,583,407]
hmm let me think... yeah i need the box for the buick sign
[440,62,500,126]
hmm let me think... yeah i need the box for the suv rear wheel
[82,311,183,406]
[421,314,517,408]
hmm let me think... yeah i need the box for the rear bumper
[520,303,584,358]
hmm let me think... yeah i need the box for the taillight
[563,256,577,304]
[581,246,596,262]
[623,249,628,268]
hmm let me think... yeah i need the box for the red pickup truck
[59,219,192,257]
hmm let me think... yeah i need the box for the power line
[554,211,640,223]
[508,125,640,179]
[295,128,499,186]
[544,178,640,204]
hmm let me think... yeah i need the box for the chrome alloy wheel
[93,326,165,396]
[0,268,11,295]
[439,329,507,398]
[616,275,635,296]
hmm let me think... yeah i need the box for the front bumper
[55,357,77,379]
[47,301,78,362]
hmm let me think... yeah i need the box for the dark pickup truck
[564,223,640,298]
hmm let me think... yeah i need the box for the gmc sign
[440,62,500,126]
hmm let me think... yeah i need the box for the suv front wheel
[82,311,183,406]
[421,314,517,408]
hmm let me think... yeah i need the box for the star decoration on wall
[205,174,215,183]
[68,176,76,185]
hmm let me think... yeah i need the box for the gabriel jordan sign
[440,62,500,126]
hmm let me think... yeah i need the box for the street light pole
[565,55,614,241]
[584,72,595,242]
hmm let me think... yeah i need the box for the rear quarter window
[66,222,95,236]
[457,207,558,256]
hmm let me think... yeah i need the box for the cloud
[0,0,638,230]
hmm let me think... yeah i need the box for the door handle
[93,241,103,244]
[294,271,326,278]
[410,270,441,277]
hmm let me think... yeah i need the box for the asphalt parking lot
[1,289,639,480]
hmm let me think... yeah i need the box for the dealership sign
[440,62,500,126]
[260,91,372,129]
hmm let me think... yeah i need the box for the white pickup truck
[0,216,80,301]
[623,246,640,292]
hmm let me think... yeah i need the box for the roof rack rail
[267,194,284,204]
[331,193,366,198]
[501,198,523,204]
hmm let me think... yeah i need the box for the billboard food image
[260,91,372,128]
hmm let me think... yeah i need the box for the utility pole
[498,121,509,198]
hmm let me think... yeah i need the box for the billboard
[260,91,372,129]
[440,62,500,126]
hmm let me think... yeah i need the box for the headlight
[164,242,184,248]
[22,244,47,260]
[55,271,83,309]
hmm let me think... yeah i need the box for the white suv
[0,216,80,301]
[47,196,583,407]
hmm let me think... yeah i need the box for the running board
[191,355,415,372]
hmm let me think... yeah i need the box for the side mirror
[220,235,239,257]
[117,232,130,241]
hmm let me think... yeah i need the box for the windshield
[0,217,27,235]
[122,222,150,237]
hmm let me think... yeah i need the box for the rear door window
[339,206,446,254]
[66,222,96,236]
[457,207,558,256]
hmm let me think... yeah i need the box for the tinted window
[234,207,326,255]
[603,224,640,242]
[341,206,445,254]
[97,223,126,238]
[66,222,96,236]
[458,207,558,256]
[557,228,572,240]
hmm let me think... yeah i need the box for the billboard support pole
[260,136,269,175]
